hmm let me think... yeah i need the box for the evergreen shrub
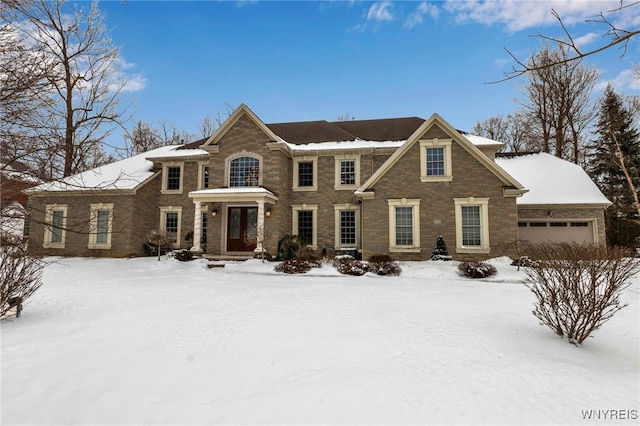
[458,261,497,279]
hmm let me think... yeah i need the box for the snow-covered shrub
[523,242,638,345]
[1,244,44,318]
[511,256,536,268]
[274,256,321,274]
[333,255,370,276]
[173,249,194,262]
[458,261,497,279]
[367,254,402,276]
[431,235,453,261]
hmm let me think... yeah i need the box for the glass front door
[227,207,258,252]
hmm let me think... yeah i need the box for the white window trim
[420,139,453,182]
[387,198,421,253]
[334,155,361,190]
[159,206,183,247]
[333,203,360,250]
[88,203,114,249]
[43,204,68,249]
[161,162,184,194]
[197,162,211,190]
[291,204,318,250]
[225,151,263,187]
[454,197,490,254]
[293,157,318,191]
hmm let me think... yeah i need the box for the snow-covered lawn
[2,257,638,425]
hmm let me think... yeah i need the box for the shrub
[367,254,402,276]
[277,235,306,260]
[431,235,453,261]
[274,256,321,274]
[523,242,638,345]
[173,249,194,262]
[333,255,370,276]
[1,244,44,318]
[458,261,497,279]
[144,230,176,261]
[511,256,536,268]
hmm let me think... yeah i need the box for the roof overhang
[188,187,279,204]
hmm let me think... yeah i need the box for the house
[1,161,41,239]
[25,104,610,260]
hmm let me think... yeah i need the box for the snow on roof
[496,152,610,206]
[191,187,275,195]
[29,145,201,192]
[463,134,505,146]
[0,164,43,184]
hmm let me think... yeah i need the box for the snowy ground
[1,256,638,425]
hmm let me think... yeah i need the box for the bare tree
[157,119,193,146]
[336,113,355,121]
[199,115,216,139]
[121,121,162,157]
[517,44,598,163]
[498,1,639,81]
[10,0,132,178]
[473,111,537,153]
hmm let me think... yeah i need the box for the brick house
[1,161,41,238]
[25,104,610,260]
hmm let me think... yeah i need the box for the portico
[188,188,278,255]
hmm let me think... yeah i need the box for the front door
[227,207,258,252]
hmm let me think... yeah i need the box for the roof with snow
[496,152,610,206]
[28,145,207,193]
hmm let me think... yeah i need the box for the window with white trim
[226,152,262,187]
[454,197,490,253]
[334,155,360,189]
[44,204,68,248]
[420,139,453,182]
[334,204,360,249]
[198,163,210,189]
[292,204,318,249]
[388,199,421,252]
[88,203,113,249]
[293,157,318,191]
[159,206,182,246]
[230,156,259,187]
[161,163,184,194]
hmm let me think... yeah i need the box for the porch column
[255,200,265,253]
[191,200,202,252]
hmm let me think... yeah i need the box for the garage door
[518,221,594,244]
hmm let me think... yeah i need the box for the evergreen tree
[589,85,640,247]
[431,235,452,260]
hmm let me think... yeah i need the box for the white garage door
[518,221,594,244]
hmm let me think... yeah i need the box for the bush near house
[173,249,194,262]
[333,255,369,276]
[367,254,402,276]
[458,261,497,279]
[274,256,321,274]
[522,242,638,345]
[277,235,307,260]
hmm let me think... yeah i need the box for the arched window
[229,156,260,187]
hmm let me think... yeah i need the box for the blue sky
[99,1,639,142]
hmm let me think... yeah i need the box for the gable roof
[496,152,611,206]
[356,113,526,197]
[202,104,281,146]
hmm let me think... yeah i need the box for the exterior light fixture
[211,209,218,218]
[265,209,271,217]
